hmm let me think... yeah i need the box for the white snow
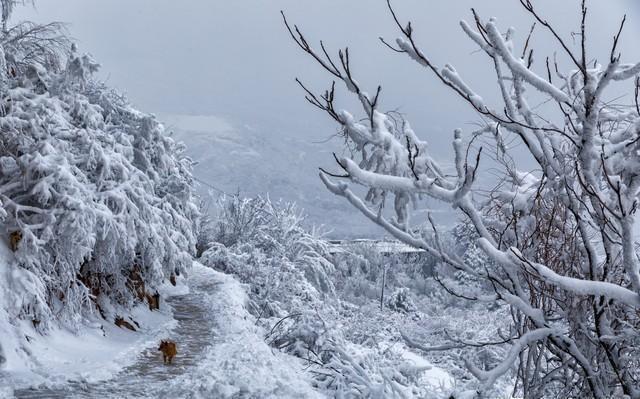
[5,306,177,389]
[163,263,323,398]
[3,260,327,398]
[0,240,187,391]
[386,342,454,390]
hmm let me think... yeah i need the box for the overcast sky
[16,1,640,136]
[13,1,640,236]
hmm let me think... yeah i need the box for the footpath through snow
[7,263,323,399]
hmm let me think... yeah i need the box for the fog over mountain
[15,0,640,237]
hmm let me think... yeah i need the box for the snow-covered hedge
[0,24,198,334]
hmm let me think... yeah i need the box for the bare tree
[0,0,68,77]
[285,1,640,397]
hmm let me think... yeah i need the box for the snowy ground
[5,263,323,399]
[1,260,461,399]
[0,279,184,397]
[155,264,324,399]
[0,242,170,394]
[3,304,177,390]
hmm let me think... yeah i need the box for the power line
[193,176,230,196]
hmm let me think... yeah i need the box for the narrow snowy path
[13,264,322,399]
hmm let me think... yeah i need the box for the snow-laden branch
[483,21,570,105]
[320,172,489,280]
[340,158,455,202]
[466,328,555,390]
[478,239,640,307]
[611,62,640,81]
[290,2,640,395]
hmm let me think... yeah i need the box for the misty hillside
[163,113,458,239]
[162,113,387,238]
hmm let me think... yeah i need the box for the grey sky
[14,1,640,236]
[17,1,640,132]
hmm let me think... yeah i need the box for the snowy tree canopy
[0,14,199,334]
[287,1,640,397]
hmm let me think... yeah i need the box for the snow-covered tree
[286,1,640,397]
[0,5,198,338]
[202,195,335,308]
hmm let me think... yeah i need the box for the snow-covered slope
[7,262,324,398]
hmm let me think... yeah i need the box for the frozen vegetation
[284,0,640,397]
[2,0,640,398]
[198,196,514,398]
[2,194,511,398]
[0,0,198,389]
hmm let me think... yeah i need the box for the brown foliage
[114,316,136,331]
[9,230,22,251]
[146,291,160,311]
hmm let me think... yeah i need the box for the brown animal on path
[158,340,177,364]
[9,230,22,251]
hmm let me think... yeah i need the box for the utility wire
[193,176,232,196]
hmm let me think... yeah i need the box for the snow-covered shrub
[265,310,333,359]
[265,308,430,398]
[201,197,336,345]
[210,194,269,248]
[386,287,416,313]
[205,196,335,300]
[0,13,198,333]
[425,221,496,303]
[312,340,419,398]
[203,197,430,397]
[195,198,216,257]
[332,241,407,307]
[1,10,69,79]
